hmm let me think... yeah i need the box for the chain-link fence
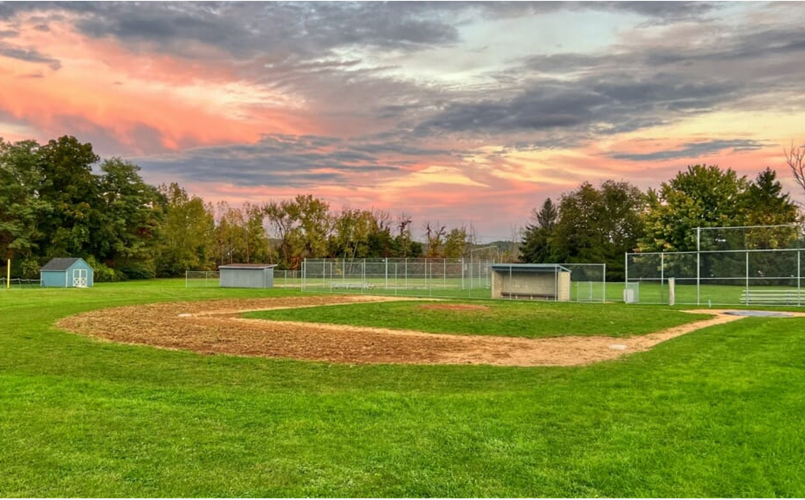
[0,278,41,289]
[563,263,608,302]
[302,258,494,299]
[185,271,220,287]
[302,259,607,301]
[626,249,804,306]
[272,270,302,288]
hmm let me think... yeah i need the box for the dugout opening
[491,264,571,301]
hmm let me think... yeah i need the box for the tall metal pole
[661,252,665,305]
[696,227,701,306]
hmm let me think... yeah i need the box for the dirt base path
[57,298,785,367]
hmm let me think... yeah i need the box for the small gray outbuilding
[219,264,276,289]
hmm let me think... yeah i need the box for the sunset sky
[2,1,805,241]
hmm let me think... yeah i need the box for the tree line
[2,135,803,281]
[0,136,481,280]
[520,165,802,281]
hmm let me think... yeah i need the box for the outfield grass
[245,301,707,338]
[2,281,805,496]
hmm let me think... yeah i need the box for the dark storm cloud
[134,134,404,187]
[417,76,740,135]
[354,142,454,157]
[0,41,60,69]
[610,139,768,162]
[59,2,461,59]
[0,2,722,59]
[420,11,805,139]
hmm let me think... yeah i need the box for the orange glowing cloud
[0,15,315,153]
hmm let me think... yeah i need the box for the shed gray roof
[219,264,276,270]
[491,263,571,273]
[41,258,84,271]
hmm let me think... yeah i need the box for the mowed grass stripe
[245,300,709,338]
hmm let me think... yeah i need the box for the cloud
[417,76,739,137]
[609,139,769,162]
[384,165,489,189]
[133,134,405,188]
[417,13,805,143]
[0,40,60,69]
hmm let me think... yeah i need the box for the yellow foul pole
[5,258,9,289]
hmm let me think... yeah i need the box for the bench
[740,289,803,305]
[500,291,556,300]
[330,282,375,291]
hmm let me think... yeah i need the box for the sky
[1,1,805,241]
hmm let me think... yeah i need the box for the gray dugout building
[219,264,276,289]
[490,263,571,301]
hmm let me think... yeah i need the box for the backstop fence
[625,248,804,306]
[301,258,493,299]
[301,258,607,301]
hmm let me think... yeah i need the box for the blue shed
[40,258,94,288]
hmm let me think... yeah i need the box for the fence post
[428,260,432,297]
[696,252,701,306]
[798,250,801,307]
[385,258,388,290]
[746,251,750,304]
[624,253,629,303]
[602,263,606,303]
[660,252,665,305]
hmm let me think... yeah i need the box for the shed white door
[73,268,88,288]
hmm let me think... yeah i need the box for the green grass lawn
[2,281,805,496]
[245,301,707,338]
